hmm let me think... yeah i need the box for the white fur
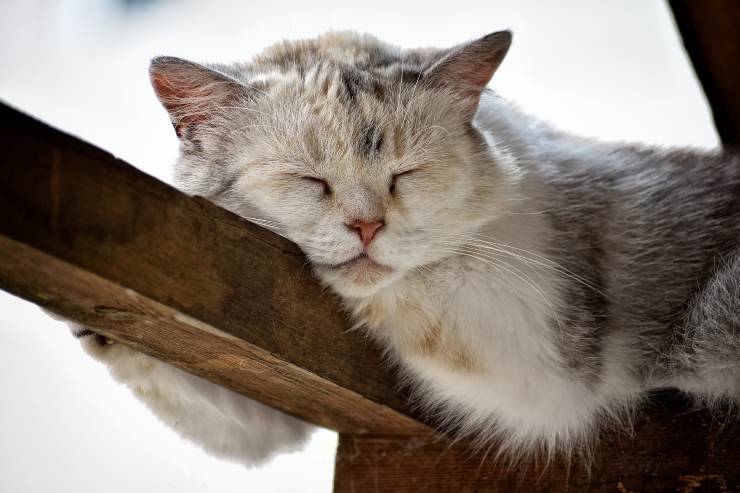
[69,323,311,466]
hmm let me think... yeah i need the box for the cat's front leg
[63,319,313,466]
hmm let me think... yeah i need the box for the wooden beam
[334,394,740,492]
[0,102,428,436]
[670,0,740,148]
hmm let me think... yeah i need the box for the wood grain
[0,102,428,436]
[670,0,740,148]
[335,393,740,492]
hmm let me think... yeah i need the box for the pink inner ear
[151,74,182,136]
[150,67,235,137]
[455,59,497,91]
[429,56,497,107]
[151,72,204,136]
[425,31,511,112]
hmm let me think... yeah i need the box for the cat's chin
[313,256,401,298]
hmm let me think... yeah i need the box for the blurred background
[0,0,718,491]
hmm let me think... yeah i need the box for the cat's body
[350,105,740,452]
[70,31,739,465]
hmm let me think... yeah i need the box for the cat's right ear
[425,31,512,117]
[149,57,246,139]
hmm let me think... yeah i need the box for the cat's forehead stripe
[337,66,391,105]
[340,69,361,103]
[358,124,383,160]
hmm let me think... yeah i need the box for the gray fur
[537,143,740,389]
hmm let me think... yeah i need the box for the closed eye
[389,169,417,193]
[302,176,332,196]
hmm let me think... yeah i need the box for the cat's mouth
[319,253,392,273]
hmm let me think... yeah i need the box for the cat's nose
[347,219,385,247]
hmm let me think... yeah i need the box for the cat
[70,30,740,466]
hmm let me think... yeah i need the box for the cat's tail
[67,321,314,466]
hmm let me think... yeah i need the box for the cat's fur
[72,31,739,465]
[69,324,310,465]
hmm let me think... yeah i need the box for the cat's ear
[425,31,512,115]
[149,56,246,139]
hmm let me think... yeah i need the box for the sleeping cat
[71,30,740,465]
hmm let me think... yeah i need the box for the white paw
[67,323,119,360]
[72,326,114,346]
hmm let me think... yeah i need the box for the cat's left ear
[425,31,512,115]
[149,56,247,139]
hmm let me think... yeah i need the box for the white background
[0,0,718,492]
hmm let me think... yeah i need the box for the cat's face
[151,31,515,298]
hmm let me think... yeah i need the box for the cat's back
[532,137,740,370]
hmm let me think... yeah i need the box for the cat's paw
[70,324,117,358]
[67,324,149,372]
[47,310,313,465]
[42,309,118,359]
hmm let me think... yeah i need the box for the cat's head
[150,31,518,298]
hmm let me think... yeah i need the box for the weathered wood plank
[0,102,428,436]
[670,0,740,148]
[334,393,740,492]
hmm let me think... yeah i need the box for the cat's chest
[351,264,596,428]
[355,262,564,382]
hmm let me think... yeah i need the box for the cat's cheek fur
[69,323,313,466]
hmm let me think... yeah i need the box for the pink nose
[348,220,384,246]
